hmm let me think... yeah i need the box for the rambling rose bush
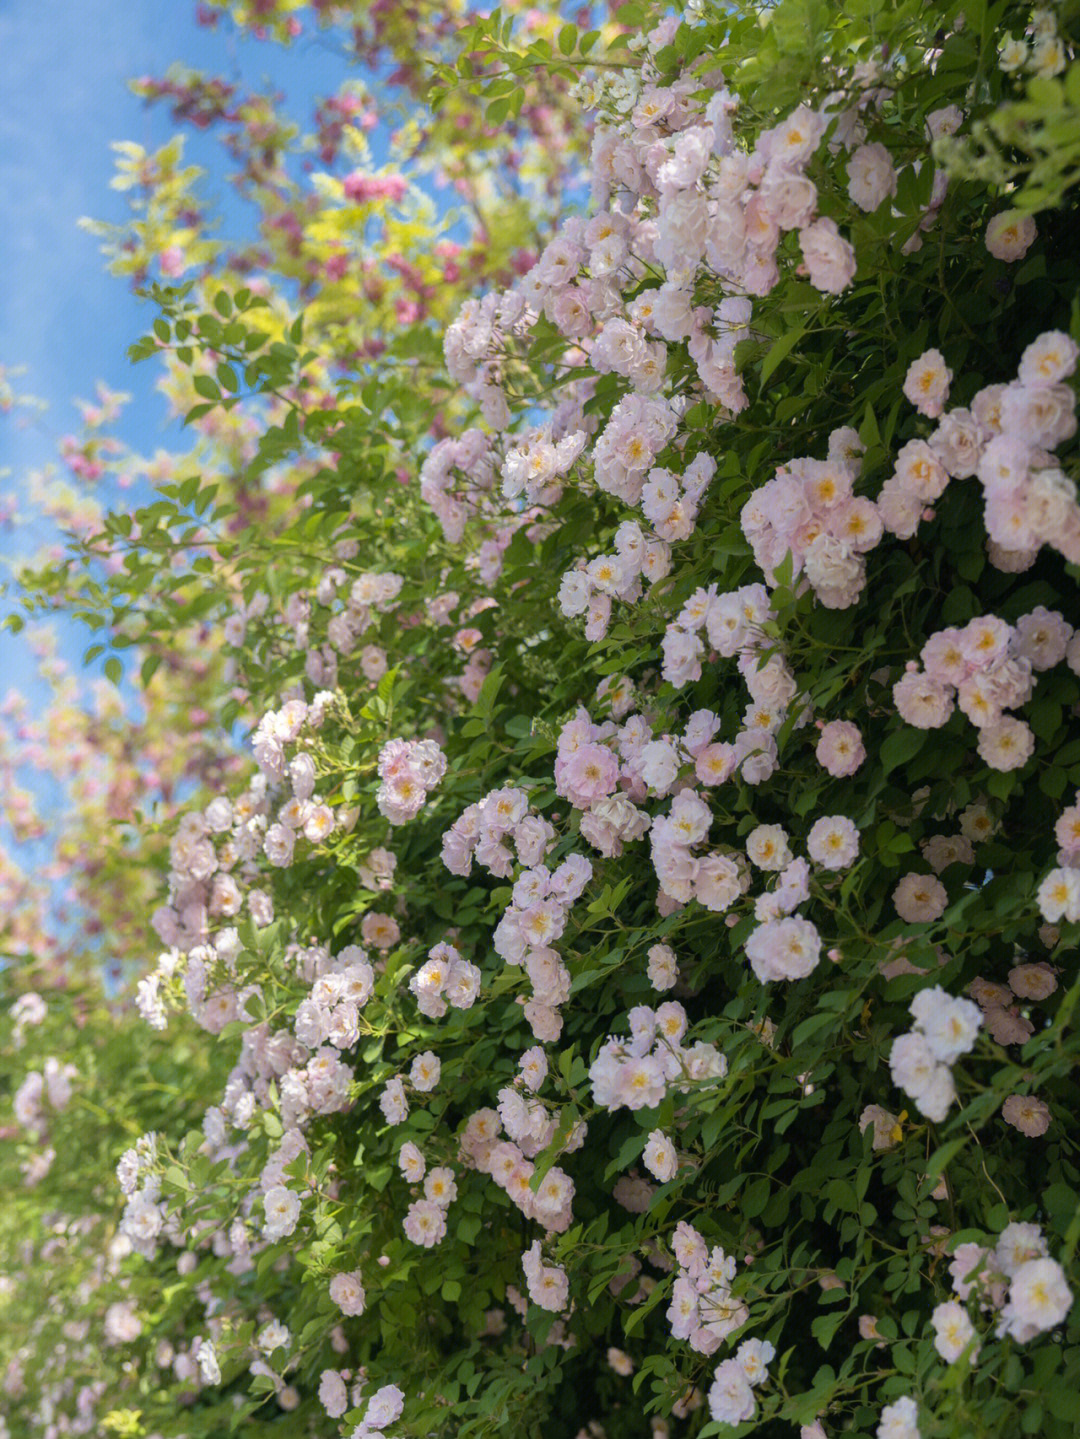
[4,1,1080,1437]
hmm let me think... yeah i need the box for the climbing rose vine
[3,1,1080,1438]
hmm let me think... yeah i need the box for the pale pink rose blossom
[931,1301,978,1363]
[976,717,1034,772]
[329,1270,366,1316]
[985,210,1037,262]
[903,349,952,418]
[846,142,898,211]
[816,720,865,776]
[403,1198,448,1247]
[893,872,948,923]
[798,217,857,294]
[1008,962,1056,1000]
[642,1128,679,1182]
[893,671,954,728]
[807,815,860,870]
[1002,1094,1051,1137]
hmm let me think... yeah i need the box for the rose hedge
[3,3,1080,1439]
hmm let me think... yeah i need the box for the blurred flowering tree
[3,2,1080,1438]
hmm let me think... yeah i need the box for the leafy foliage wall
[2,3,1080,1437]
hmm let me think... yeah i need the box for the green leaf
[216,362,240,393]
[603,1130,647,1182]
[1048,1383,1080,1421]
[881,727,925,774]
[811,1311,845,1351]
[986,769,1016,800]
[760,324,805,384]
[456,1214,481,1245]
[193,375,221,402]
[473,664,504,718]
[742,1176,771,1217]
[924,1137,965,1183]
[859,399,881,450]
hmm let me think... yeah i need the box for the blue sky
[0,0,353,877]
[0,0,354,484]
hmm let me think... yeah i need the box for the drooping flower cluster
[294,945,375,1052]
[707,1337,777,1425]
[521,1240,570,1313]
[11,1056,75,1139]
[889,985,982,1122]
[501,424,587,507]
[455,1097,582,1239]
[1036,790,1080,925]
[408,940,482,1020]
[666,1219,746,1356]
[441,786,556,878]
[375,736,447,824]
[441,782,590,1042]
[589,1005,727,1113]
[490,851,593,1044]
[117,1133,167,1259]
[888,333,1080,566]
[402,1183,453,1248]
[947,1218,1073,1346]
[996,5,1071,83]
[419,428,498,542]
[893,607,1076,769]
[741,428,882,607]
[440,38,945,642]
[558,449,715,642]
[227,567,406,692]
[661,607,812,780]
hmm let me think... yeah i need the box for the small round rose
[893,872,948,923]
[807,815,860,870]
[815,720,865,776]
[1002,1094,1051,1137]
[329,1269,366,1316]
[903,348,952,418]
[642,1128,679,1183]
[985,210,1037,262]
[893,671,954,728]
[1005,1257,1072,1334]
[607,1346,634,1376]
[931,1300,978,1363]
[646,942,678,991]
[1008,962,1057,1001]
[745,824,792,871]
[976,717,1034,772]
